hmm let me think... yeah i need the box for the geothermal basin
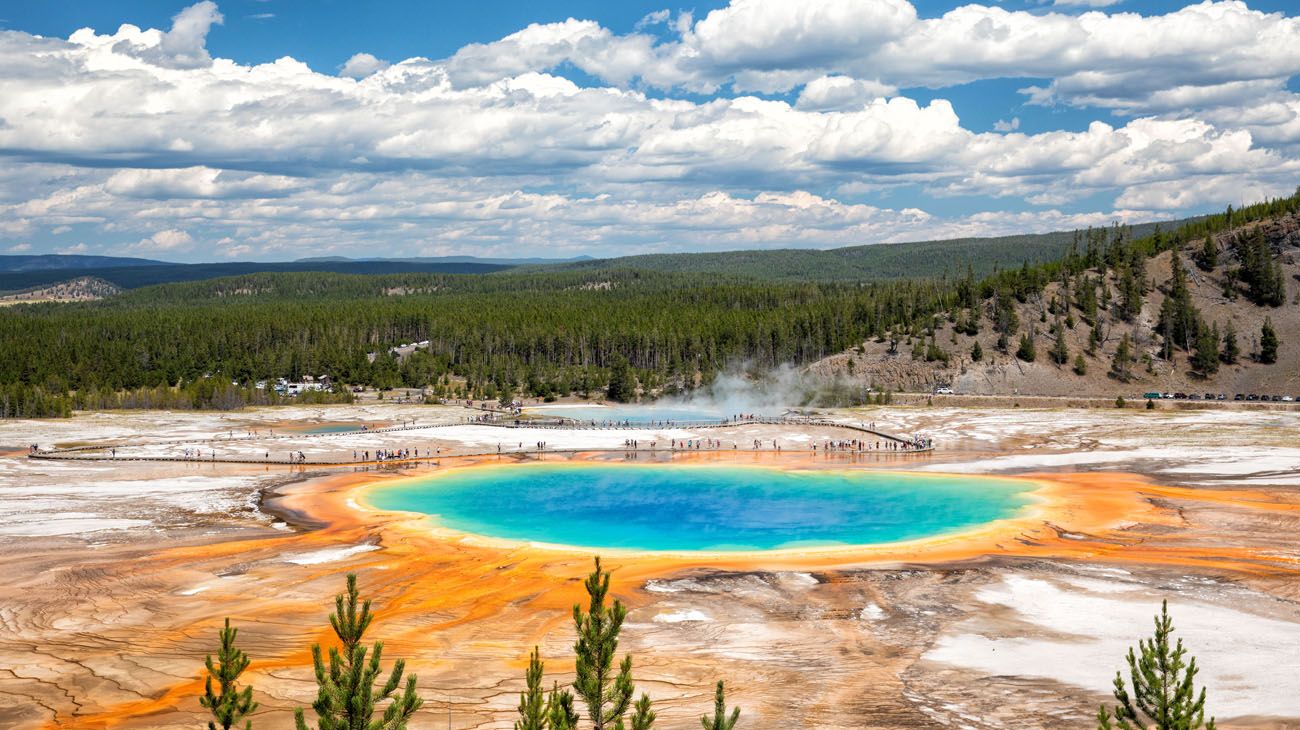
[6,403,1300,728]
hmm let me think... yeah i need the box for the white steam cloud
[654,364,869,414]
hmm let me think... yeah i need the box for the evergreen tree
[1194,234,1217,271]
[1077,277,1099,322]
[201,618,258,730]
[1155,254,1199,357]
[517,647,547,730]
[1111,334,1135,382]
[994,294,1019,337]
[1097,600,1216,730]
[1260,317,1279,364]
[547,682,581,730]
[1016,331,1037,363]
[970,340,983,362]
[1220,321,1239,364]
[1233,229,1286,306]
[1051,321,1070,365]
[700,682,740,730]
[605,356,637,403]
[1221,270,1238,301]
[924,340,949,364]
[572,557,653,730]
[295,574,423,730]
[1073,353,1087,376]
[1191,322,1220,376]
[1088,323,1103,356]
[1119,260,1146,321]
[628,696,656,730]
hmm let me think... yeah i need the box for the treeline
[0,380,353,418]
[0,189,1296,417]
[0,272,957,410]
[200,562,1217,730]
[0,384,73,419]
[73,381,354,411]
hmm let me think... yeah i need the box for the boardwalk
[27,413,933,466]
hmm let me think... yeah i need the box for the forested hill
[101,268,736,306]
[0,191,1293,417]
[549,218,1200,282]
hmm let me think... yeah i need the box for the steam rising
[654,364,866,414]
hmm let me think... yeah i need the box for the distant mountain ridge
[295,255,594,265]
[548,217,1207,282]
[0,254,168,272]
[0,260,513,293]
[0,217,1204,292]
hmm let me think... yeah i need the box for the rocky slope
[810,213,1300,398]
[0,276,122,304]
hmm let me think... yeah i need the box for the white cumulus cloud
[339,52,390,79]
[0,0,1296,259]
[108,0,223,69]
[127,228,194,253]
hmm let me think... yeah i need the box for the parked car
[1283,396,1295,402]
[1217,394,1227,401]
[934,386,954,395]
[1162,393,1175,399]
[1143,392,1163,400]
[1247,394,1259,401]
[1234,393,1244,401]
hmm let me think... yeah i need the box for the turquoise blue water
[367,464,1035,551]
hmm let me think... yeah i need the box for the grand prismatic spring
[365,464,1035,551]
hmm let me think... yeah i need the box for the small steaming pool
[366,463,1036,551]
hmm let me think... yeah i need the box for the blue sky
[1,0,1298,260]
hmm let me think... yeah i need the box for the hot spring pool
[365,463,1036,551]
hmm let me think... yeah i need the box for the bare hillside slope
[811,213,1300,398]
